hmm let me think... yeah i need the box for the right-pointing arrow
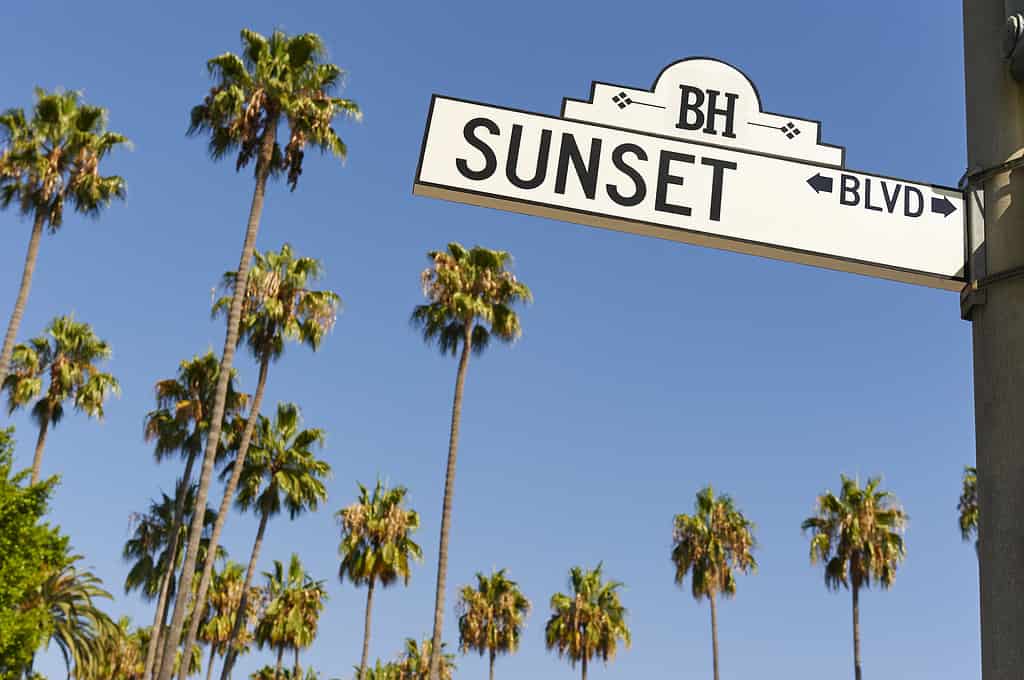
[931,196,956,218]
[807,173,833,194]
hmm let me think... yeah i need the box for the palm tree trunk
[219,511,270,680]
[147,551,174,679]
[153,578,174,679]
[709,590,720,680]
[852,583,862,680]
[581,654,587,680]
[205,645,216,680]
[156,118,278,680]
[489,648,496,680]
[358,577,378,680]
[0,211,45,389]
[274,647,284,680]
[358,577,376,680]
[293,648,300,679]
[428,323,473,680]
[144,453,198,680]
[177,355,270,680]
[30,410,50,484]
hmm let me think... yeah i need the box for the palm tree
[82,616,146,680]
[2,314,119,483]
[671,486,756,680]
[456,569,530,680]
[25,555,115,679]
[393,638,455,680]
[199,561,262,680]
[160,30,358,680]
[959,465,978,553]
[140,352,246,679]
[123,487,220,601]
[124,486,222,680]
[544,564,630,680]
[219,404,330,679]
[180,245,340,676]
[802,475,907,680]
[254,554,328,680]
[411,243,531,680]
[338,480,422,680]
[0,89,127,388]
[356,660,399,680]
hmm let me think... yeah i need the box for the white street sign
[413,58,965,291]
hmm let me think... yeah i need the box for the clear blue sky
[1,1,977,679]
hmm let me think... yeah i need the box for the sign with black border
[413,59,965,291]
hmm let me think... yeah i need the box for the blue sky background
[0,2,976,679]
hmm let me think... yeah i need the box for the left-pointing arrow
[931,196,956,218]
[807,173,833,194]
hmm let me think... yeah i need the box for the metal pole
[963,2,1024,678]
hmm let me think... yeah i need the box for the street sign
[413,58,966,291]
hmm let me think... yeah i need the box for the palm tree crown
[215,243,340,364]
[255,554,328,677]
[122,486,219,601]
[231,402,330,521]
[545,563,630,678]
[4,314,118,426]
[187,28,360,190]
[959,465,978,549]
[338,480,422,588]
[82,616,147,680]
[393,638,456,680]
[802,475,907,591]
[0,88,127,226]
[201,560,263,658]
[143,352,247,468]
[25,554,115,677]
[412,243,532,356]
[671,486,757,600]
[457,569,531,663]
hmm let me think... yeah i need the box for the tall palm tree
[337,480,422,680]
[0,89,127,388]
[671,486,756,680]
[456,569,530,680]
[959,465,978,553]
[411,243,531,680]
[141,352,246,679]
[219,404,330,679]
[180,245,340,678]
[25,555,115,679]
[199,561,262,680]
[2,314,119,483]
[160,30,358,680]
[802,475,907,680]
[544,564,630,680]
[254,554,328,680]
[393,638,455,680]
[124,486,223,679]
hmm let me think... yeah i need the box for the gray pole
[963,2,1024,679]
